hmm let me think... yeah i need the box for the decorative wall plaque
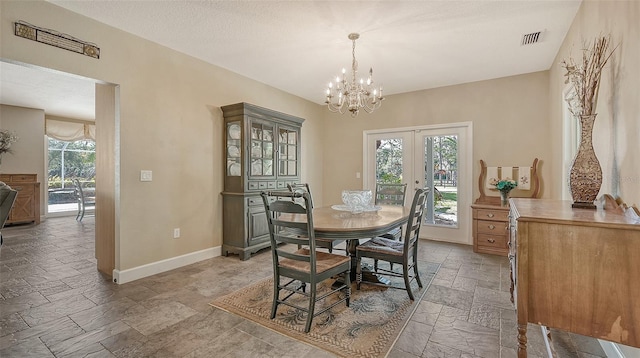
[14,21,100,59]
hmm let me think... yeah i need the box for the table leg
[517,323,528,358]
[346,239,390,285]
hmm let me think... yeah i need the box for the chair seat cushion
[356,237,404,256]
[280,248,350,273]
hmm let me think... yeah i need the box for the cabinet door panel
[247,207,269,245]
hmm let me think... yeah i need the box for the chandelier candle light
[325,33,384,117]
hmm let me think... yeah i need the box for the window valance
[45,119,95,141]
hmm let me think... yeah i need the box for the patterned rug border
[209,262,440,358]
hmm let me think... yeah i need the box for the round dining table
[279,204,412,283]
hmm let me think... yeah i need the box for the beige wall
[549,0,640,205]
[320,72,552,208]
[2,0,637,274]
[0,104,46,215]
[1,1,325,271]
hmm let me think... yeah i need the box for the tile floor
[0,217,607,357]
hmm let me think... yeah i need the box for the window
[47,138,96,214]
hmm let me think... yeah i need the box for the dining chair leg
[355,255,363,290]
[305,285,317,333]
[271,277,280,319]
[413,256,423,288]
[345,267,351,306]
[403,263,415,301]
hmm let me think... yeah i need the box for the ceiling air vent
[521,31,542,46]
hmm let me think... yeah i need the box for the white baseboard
[599,340,627,358]
[112,246,221,284]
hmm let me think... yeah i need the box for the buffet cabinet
[508,198,640,357]
[221,103,304,260]
[0,174,41,225]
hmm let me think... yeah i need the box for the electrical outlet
[173,228,180,239]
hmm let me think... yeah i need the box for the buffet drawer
[475,209,509,221]
[477,220,508,235]
[476,233,508,249]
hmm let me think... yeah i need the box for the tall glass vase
[569,114,602,209]
[500,190,510,207]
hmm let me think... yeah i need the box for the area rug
[210,261,440,358]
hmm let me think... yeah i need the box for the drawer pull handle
[487,238,496,243]
[486,213,494,218]
[488,224,495,230]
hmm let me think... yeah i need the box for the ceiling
[1,1,581,121]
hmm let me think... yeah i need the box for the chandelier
[325,33,384,117]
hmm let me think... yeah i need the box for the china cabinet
[221,103,304,260]
[0,174,40,225]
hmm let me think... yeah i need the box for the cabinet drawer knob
[487,238,496,243]
[488,224,495,230]
[486,213,494,218]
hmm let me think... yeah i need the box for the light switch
[140,170,152,182]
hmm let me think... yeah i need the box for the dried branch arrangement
[561,35,617,116]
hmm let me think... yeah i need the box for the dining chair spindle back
[261,191,351,332]
[356,188,429,300]
[287,183,347,254]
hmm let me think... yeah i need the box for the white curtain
[46,119,95,141]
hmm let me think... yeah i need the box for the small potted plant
[490,178,518,206]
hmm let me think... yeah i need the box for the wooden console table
[0,174,40,225]
[509,198,640,357]
[472,158,539,256]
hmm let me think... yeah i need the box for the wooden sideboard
[472,158,540,256]
[472,201,510,255]
[509,198,640,357]
[0,174,41,225]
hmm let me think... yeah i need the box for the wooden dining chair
[261,190,351,332]
[374,183,408,241]
[375,183,408,206]
[287,183,347,254]
[356,188,428,300]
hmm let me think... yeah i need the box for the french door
[363,123,472,244]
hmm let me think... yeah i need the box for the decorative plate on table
[228,124,241,140]
[331,205,382,212]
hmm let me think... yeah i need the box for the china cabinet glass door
[226,122,242,176]
[250,121,274,176]
[278,127,298,176]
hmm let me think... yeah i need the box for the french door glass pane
[375,138,403,183]
[424,135,458,227]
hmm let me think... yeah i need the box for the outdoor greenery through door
[47,138,96,214]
